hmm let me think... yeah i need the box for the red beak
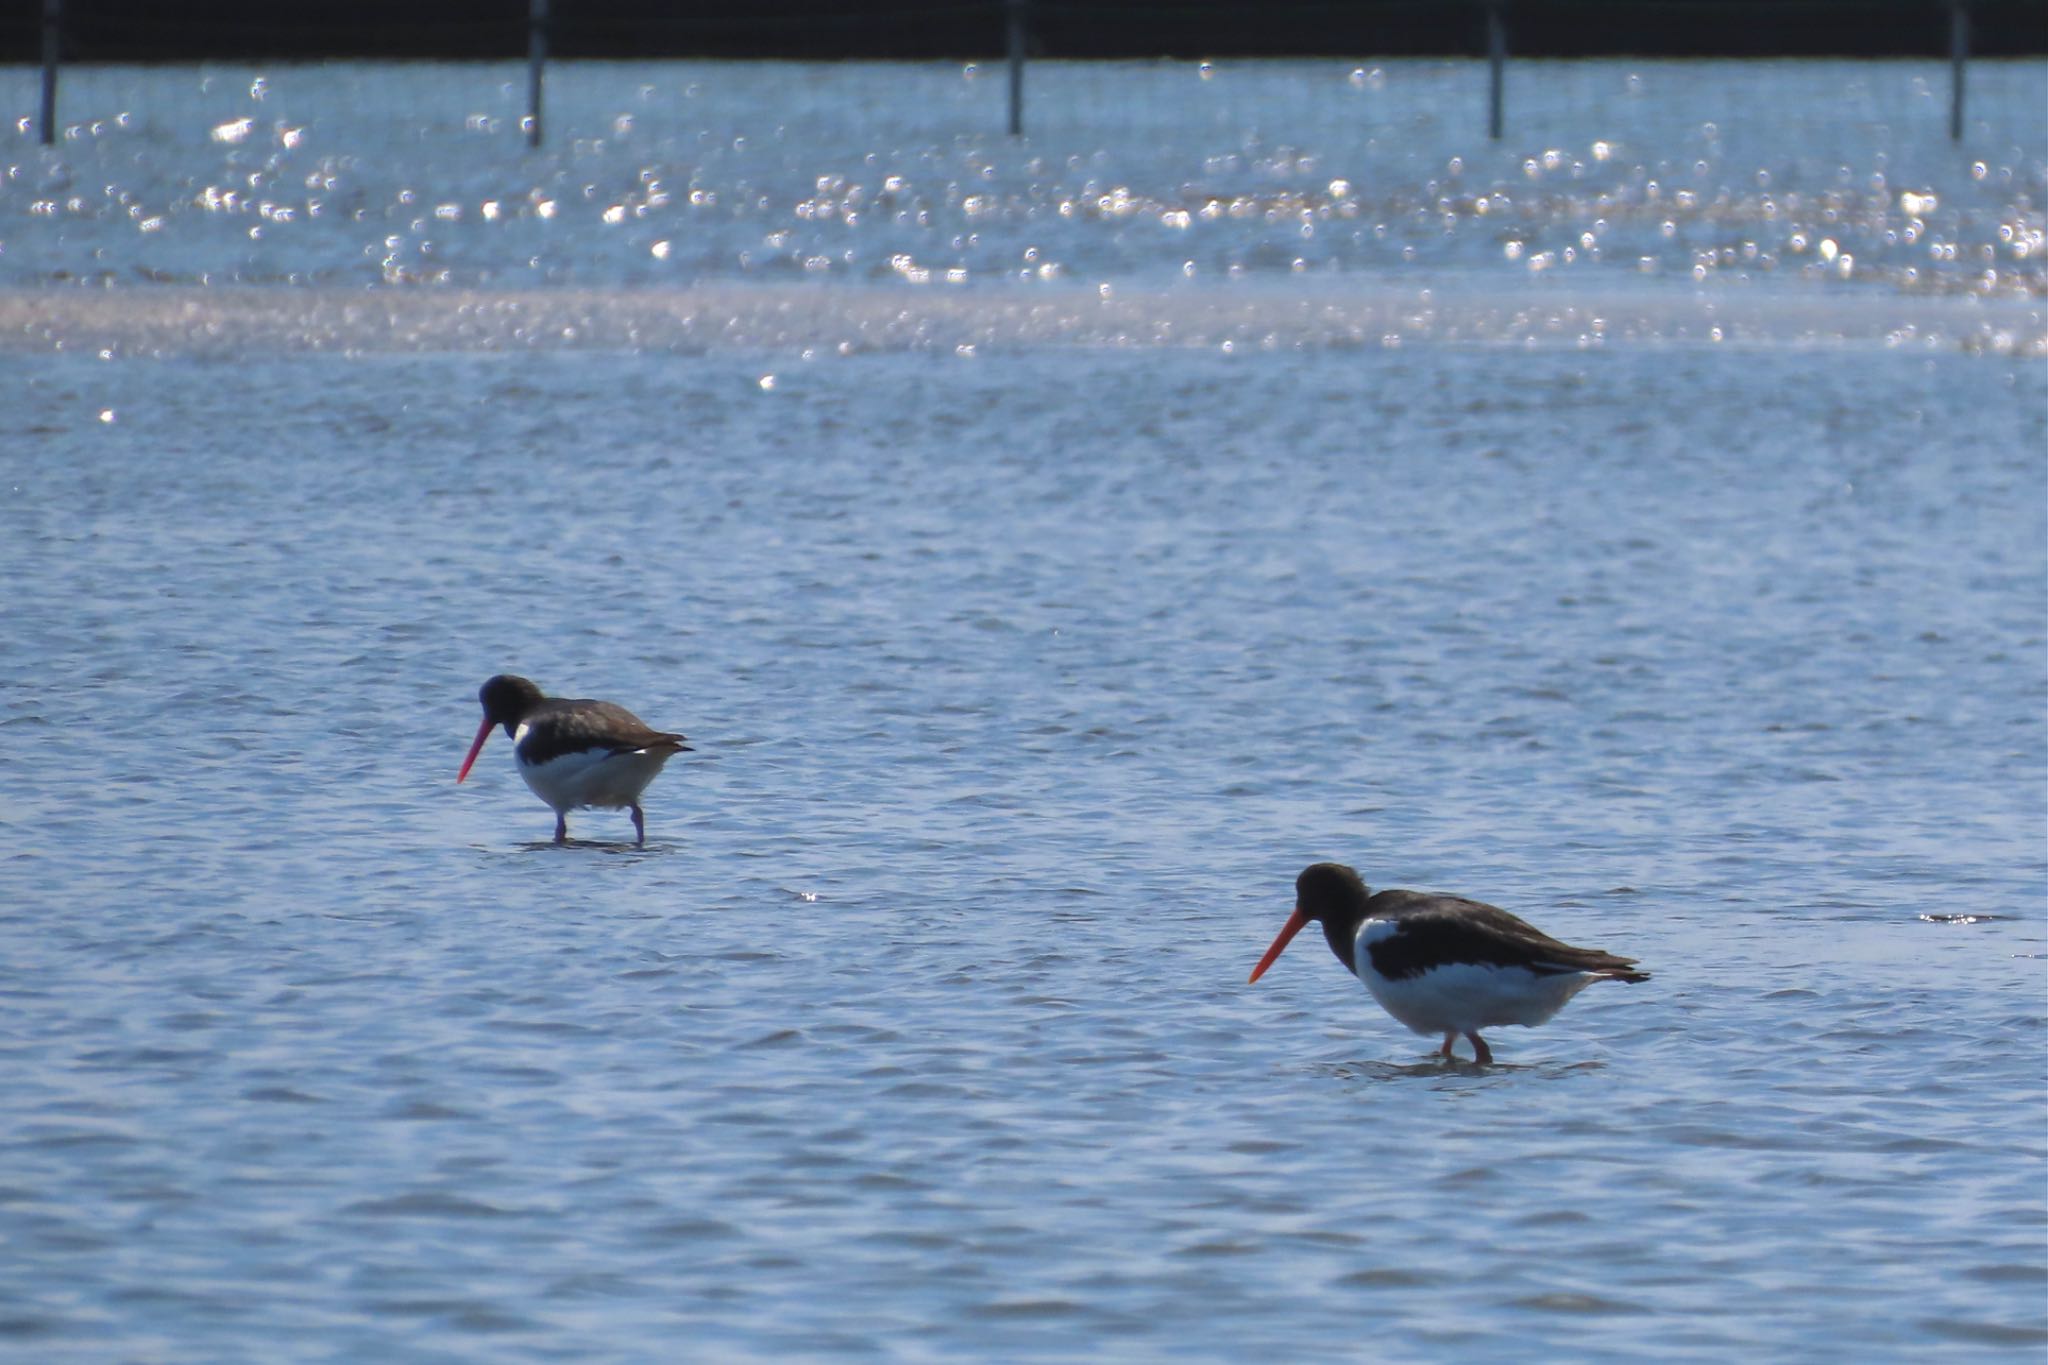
[1248,907,1310,984]
[456,715,494,783]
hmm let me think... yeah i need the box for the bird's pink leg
[630,804,646,847]
[1440,1033,1458,1060]
[553,814,568,844]
[1466,1032,1493,1065]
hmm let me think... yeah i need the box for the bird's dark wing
[529,698,690,759]
[1363,890,1647,980]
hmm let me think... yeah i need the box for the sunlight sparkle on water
[1,60,2036,304]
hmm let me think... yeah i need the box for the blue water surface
[1,57,2044,1362]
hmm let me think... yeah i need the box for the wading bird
[457,674,690,846]
[1250,862,1649,1063]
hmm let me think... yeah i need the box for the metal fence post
[40,0,61,146]
[1007,0,1028,136]
[1949,0,1969,141]
[1486,0,1506,140]
[527,0,548,148]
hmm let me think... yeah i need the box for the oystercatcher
[1249,862,1649,1063]
[457,674,691,846]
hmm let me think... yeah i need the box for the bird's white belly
[516,747,670,813]
[1357,959,1598,1036]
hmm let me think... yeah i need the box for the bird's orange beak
[456,715,494,783]
[1248,907,1310,984]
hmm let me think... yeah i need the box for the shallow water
[3,57,2044,295]
[1,58,2045,1361]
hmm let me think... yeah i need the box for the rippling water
[2,59,2045,1360]
[5,58,2045,294]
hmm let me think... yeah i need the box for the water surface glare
[3,58,2044,298]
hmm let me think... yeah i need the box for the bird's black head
[1294,862,1371,921]
[1250,861,1375,984]
[478,674,546,736]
